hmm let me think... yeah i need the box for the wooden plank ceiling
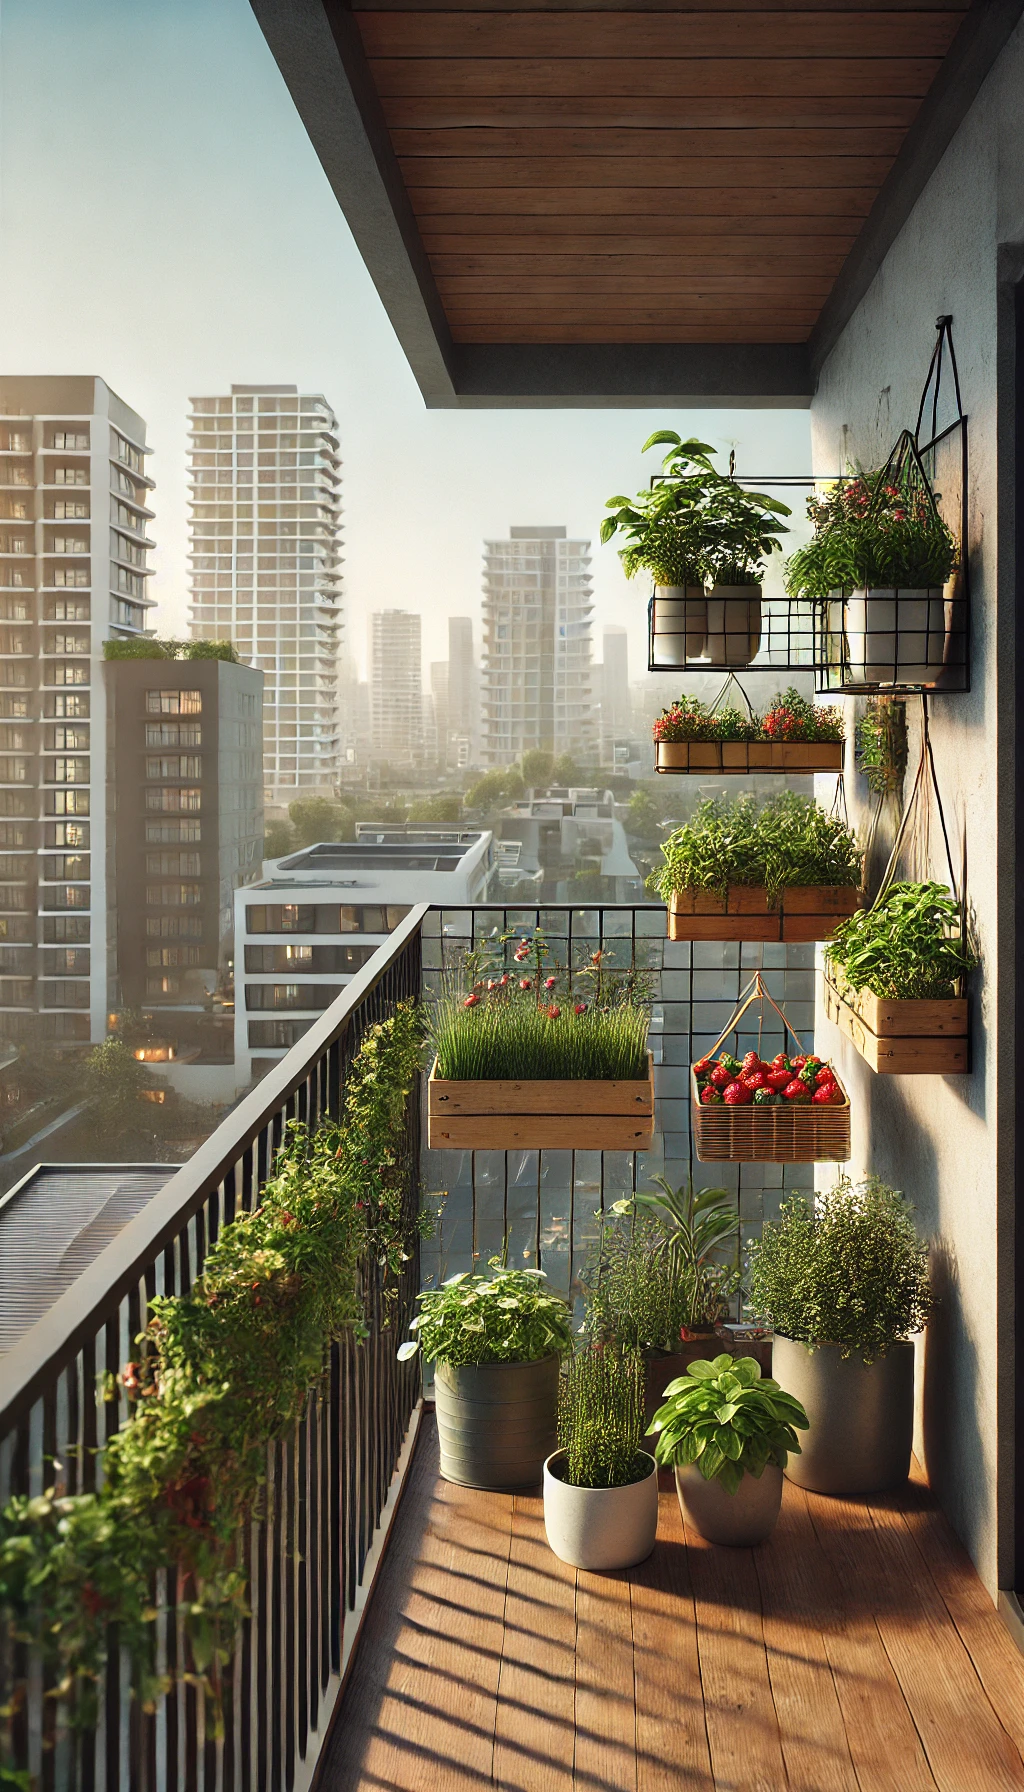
[352,0,969,345]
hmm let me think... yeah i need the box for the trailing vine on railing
[0,1004,426,1737]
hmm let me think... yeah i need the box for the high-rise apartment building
[480,527,596,767]
[370,610,423,763]
[447,616,477,767]
[187,385,342,803]
[0,376,155,1046]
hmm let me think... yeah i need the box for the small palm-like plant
[648,1354,808,1494]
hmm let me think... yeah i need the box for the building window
[41,885,89,910]
[52,431,89,450]
[144,724,202,748]
[146,852,201,875]
[42,916,90,942]
[51,569,90,589]
[49,694,90,718]
[145,755,202,779]
[145,788,201,812]
[53,468,88,487]
[145,884,202,906]
[41,855,89,880]
[50,758,90,783]
[51,664,89,686]
[145,916,202,938]
[54,500,89,520]
[47,791,90,815]
[146,690,202,715]
[145,820,201,843]
[50,727,89,751]
[47,601,90,622]
[146,945,201,967]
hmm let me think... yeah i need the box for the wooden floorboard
[317,1417,1024,1792]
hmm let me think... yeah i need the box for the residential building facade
[186,384,342,803]
[0,375,155,1046]
[480,526,596,766]
[446,615,477,768]
[369,609,423,763]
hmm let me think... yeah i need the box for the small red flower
[519,978,531,990]
[463,993,480,1008]
[574,1002,587,1014]
[548,1005,561,1019]
[545,976,557,989]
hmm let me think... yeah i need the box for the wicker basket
[668,883,861,943]
[691,1068,850,1163]
[655,740,843,775]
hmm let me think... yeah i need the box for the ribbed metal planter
[433,1354,560,1490]
[772,1334,914,1494]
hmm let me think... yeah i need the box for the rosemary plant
[557,1346,649,1489]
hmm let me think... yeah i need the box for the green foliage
[825,881,975,1002]
[520,748,555,784]
[856,696,908,799]
[264,819,295,858]
[287,797,355,847]
[626,788,665,843]
[654,688,844,746]
[602,432,791,588]
[407,793,462,823]
[429,932,650,1082]
[648,792,861,906]
[785,468,958,602]
[648,1355,808,1494]
[557,1347,649,1489]
[550,753,588,786]
[103,639,239,662]
[464,766,526,808]
[401,1258,574,1368]
[0,1006,425,1725]
[746,1176,932,1361]
[580,1181,740,1351]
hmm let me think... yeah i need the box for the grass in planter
[648,791,861,907]
[557,1345,649,1489]
[825,880,975,1002]
[430,993,649,1082]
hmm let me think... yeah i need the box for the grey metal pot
[650,587,707,666]
[772,1334,914,1494]
[433,1355,560,1490]
[675,1462,783,1546]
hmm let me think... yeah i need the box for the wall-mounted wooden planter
[427,1055,655,1151]
[668,884,861,944]
[656,740,843,775]
[690,1069,850,1164]
[822,974,969,1074]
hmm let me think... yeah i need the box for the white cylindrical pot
[772,1334,914,1494]
[543,1450,659,1569]
[844,587,947,685]
[675,1462,783,1546]
[705,585,762,666]
[650,587,707,667]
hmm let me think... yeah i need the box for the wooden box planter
[822,973,969,1074]
[656,739,843,775]
[690,1067,850,1164]
[668,884,861,944]
[427,1055,655,1151]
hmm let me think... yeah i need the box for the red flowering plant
[431,928,652,1082]
[655,687,842,745]
[785,456,958,602]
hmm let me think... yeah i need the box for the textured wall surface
[810,20,1024,1593]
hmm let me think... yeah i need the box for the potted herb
[747,1177,932,1494]
[602,432,790,669]
[581,1180,743,1421]
[543,1346,658,1569]
[654,687,844,775]
[648,792,862,942]
[824,881,975,1073]
[399,1255,574,1490]
[648,1355,808,1546]
[785,438,959,688]
[427,931,653,1150]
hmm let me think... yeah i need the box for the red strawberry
[765,1068,792,1093]
[769,1053,791,1070]
[710,1064,733,1089]
[814,1065,836,1087]
[741,1051,762,1075]
[803,1055,822,1069]
[723,1081,753,1106]
[692,1056,713,1079]
[790,1055,807,1071]
[742,1070,767,1092]
[813,1082,843,1106]
[783,1079,810,1102]
[700,1084,724,1105]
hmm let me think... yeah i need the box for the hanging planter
[426,929,655,1152]
[654,679,844,775]
[822,721,975,1074]
[690,974,850,1164]
[669,883,861,944]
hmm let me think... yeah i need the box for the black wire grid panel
[419,905,816,1317]
[0,925,423,1792]
[647,567,819,676]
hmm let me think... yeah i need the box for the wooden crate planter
[822,973,969,1074]
[427,1054,655,1150]
[668,884,861,943]
[691,1067,850,1163]
[656,739,843,775]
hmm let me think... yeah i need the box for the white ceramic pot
[675,1461,783,1546]
[650,586,707,667]
[543,1449,659,1569]
[705,584,762,666]
[843,586,948,686]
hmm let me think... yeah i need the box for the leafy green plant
[647,792,861,906]
[557,1346,649,1488]
[856,696,908,799]
[746,1176,932,1361]
[653,688,843,746]
[0,1005,426,1728]
[399,1258,574,1367]
[429,931,651,1082]
[785,465,958,601]
[602,432,790,588]
[826,881,975,1002]
[581,1182,741,1352]
[103,638,239,662]
[648,1355,808,1493]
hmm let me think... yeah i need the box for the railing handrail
[0,902,430,1436]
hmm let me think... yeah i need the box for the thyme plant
[648,792,861,906]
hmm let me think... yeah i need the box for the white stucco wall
[810,21,1024,1593]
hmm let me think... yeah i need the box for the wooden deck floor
[320,1412,1024,1791]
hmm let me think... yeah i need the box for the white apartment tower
[447,615,477,766]
[370,610,423,763]
[481,526,596,766]
[0,375,155,1045]
[187,385,342,802]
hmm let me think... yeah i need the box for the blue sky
[0,0,812,680]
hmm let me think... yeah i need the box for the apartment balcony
[3,903,1024,1790]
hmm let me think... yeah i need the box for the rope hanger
[706,971,812,1064]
